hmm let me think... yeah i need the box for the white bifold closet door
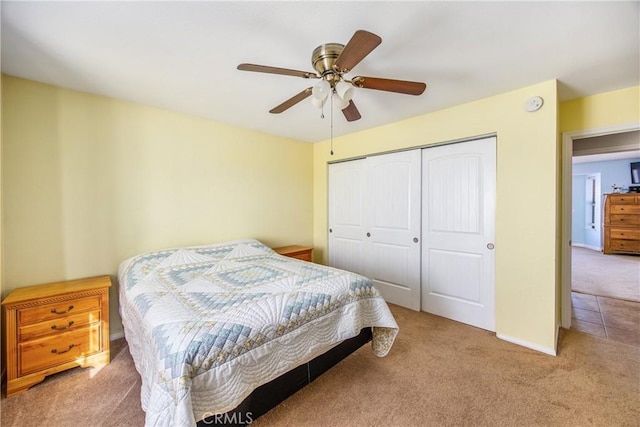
[328,150,421,310]
[421,137,496,331]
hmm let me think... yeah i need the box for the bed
[118,239,398,426]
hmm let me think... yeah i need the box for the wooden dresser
[603,193,640,255]
[2,275,111,396]
[274,245,313,262]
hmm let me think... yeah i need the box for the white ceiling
[2,1,638,143]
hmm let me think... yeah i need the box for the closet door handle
[487,243,495,250]
[413,237,419,243]
[366,232,371,237]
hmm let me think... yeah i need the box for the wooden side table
[2,275,111,396]
[274,245,313,262]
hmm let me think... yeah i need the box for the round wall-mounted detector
[524,96,544,112]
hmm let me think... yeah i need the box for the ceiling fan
[237,30,427,122]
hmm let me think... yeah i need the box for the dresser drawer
[19,310,101,342]
[19,324,101,376]
[610,239,640,253]
[609,195,638,204]
[610,204,640,215]
[610,214,640,226]
[610,228,640,240]
[18,296,101,325]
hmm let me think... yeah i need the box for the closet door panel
[328,159,367,275]
[366,151,421,311]
[421,137,496,331]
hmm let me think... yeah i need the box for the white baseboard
[110,331,125,341]
[496,333,557,356]
[571,243,602,252]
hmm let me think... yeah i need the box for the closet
[328,137,496,331]
[328,150,421,310]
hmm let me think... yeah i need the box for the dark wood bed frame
[197,327,373,426]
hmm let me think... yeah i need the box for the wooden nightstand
[274,245,313,262]
[2,275,111,396]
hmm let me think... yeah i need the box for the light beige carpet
[2,305,639,426]
[572,246,640,302]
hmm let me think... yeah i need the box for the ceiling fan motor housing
[312,43,344,83]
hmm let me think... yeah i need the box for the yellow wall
[314,80,560,352]
[0,76,3,316]
[2,75,313,337]
[2,72,637,354]
[559,86,640,132]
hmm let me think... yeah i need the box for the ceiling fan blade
[334,30,382,73]
[342,100,361,122]
[269,88,313,114]
[352,76,426,95]
[238,63,319,79]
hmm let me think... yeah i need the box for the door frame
[577,172,602,251]
[561,121,640,328]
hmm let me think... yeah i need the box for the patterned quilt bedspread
[118,239,398,426]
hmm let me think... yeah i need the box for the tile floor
[571,292,640,347]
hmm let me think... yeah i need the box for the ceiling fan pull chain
[330,93,334,156]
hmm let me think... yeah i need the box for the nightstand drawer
[287,252,312,261]
[19,296,101,325]
[19,310,101,342]
[19,324,101,376]
[274,245,313,262]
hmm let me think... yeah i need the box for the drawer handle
[51,305,74,315]
[51,344,75,354]
[51,321,74,331]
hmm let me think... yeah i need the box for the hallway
[571,247,640,347]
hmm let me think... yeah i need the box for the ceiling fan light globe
[335,81,354,102]
[312,80,331,101]
[311,96,327,109]
[334,96,349,110]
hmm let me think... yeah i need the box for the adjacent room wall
[313,80,560,354]
[572,158,640,249]
[574,157,640,198]
[1,75,314,337]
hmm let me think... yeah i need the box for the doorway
[561,124,640,346]
[571,172,601,251]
